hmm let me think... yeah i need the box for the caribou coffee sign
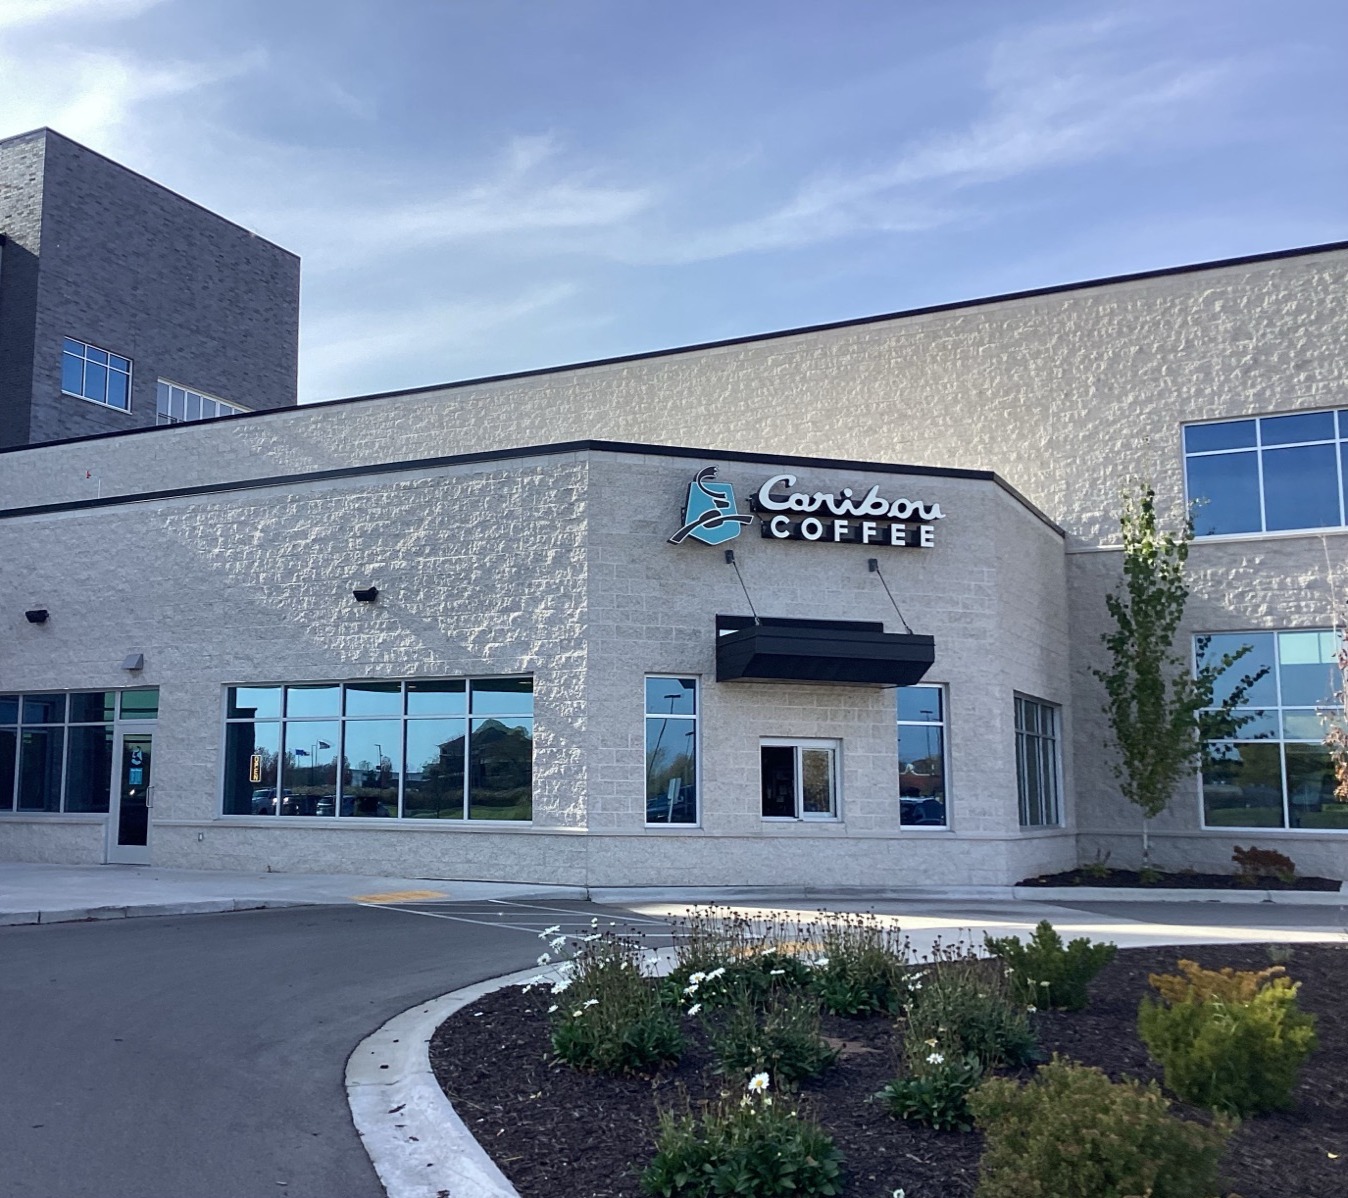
[669,467,944,549]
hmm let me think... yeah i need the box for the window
[898,684,947,826]
[645,677,698,825]
[156,380,248,426]
[222,678,533,820]
[761,739,840,820]
[62,338,132,411]
[1015,696,1061,827]
[0,690,152,814]
[1184,410,1348,536]
[1197,631,1345,830]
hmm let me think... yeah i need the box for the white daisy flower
[747,1072,770,1093]
[583,998,598,1008]
[687,1003,702,1016]
[537,952,551,965]
[926,1052,945,1066]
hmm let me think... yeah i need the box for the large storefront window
[222,678,533,820]
[1015,696,1061,827]
[1184,410,1348,536]
[898,684,947,826]
[0,690,154,814]
[645,678,698,825]
[1198,631,1345,830]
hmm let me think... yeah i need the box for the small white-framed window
[761,738,840,820]
[898,684,947,827]
[156,380,249,426]
[645,677,698,825]
[62,337,132,411]
[1015,695,1061,827]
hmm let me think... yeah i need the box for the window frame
[62,337,133,412]
[1014,694,1062,828]
[0,689,156,816]
[156,379,249,426]
[1195,629,1346,832]
[897,683,949,829]
[644,676,700,828]
[759,737,842,822]
[1182,409,1348,538]
[219,676,534,822]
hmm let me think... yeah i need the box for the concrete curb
[345,965,540,1198]
[0,898,312,926]
[347,948,681,1198]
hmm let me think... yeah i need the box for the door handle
[145,786,155,810]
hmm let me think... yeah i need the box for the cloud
[619,16,1237,264]
[0,0,165,30]
[297,282,580,399]
[0,1,262,152]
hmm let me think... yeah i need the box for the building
[0,242,1344,889]
[0,128,299,448]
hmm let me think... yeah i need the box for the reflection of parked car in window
[900,797,945,826]
[250,788,294,814]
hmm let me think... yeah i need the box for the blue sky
[2,0,1345,402]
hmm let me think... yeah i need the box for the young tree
[1094,486,1259,869]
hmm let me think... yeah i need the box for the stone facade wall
[0,448,1072,887]
[0,132,46,446]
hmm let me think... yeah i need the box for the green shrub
[1138,960,1317,1115]
[664,952,815,1011]
[708,989,838,1088]
[550,935,682,1074]
[876,1052,982,1132]
[810,911,910,1016]
[984,920,1117,1012]
[969,1056,1230,1198]
[663,906,816,1010]
[904,947,1036,1071]
[642,1080,844,1198]
[1232,843,1297,884]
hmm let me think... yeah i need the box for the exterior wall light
[352,586,379,603]
[24,609,49,624]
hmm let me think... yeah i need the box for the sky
[1,0,1345,403]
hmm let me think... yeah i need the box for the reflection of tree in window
[469,719,532,820]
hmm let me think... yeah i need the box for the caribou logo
[668,467,755,546]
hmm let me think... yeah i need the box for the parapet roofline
[0,437,1064,534]
[4,239,1348,458]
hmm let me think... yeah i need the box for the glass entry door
[109,730,154,864]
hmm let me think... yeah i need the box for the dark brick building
[0,128,299,447]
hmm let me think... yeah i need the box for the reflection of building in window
[1197,630,1344,829]
[645,677,697,824]
[63,337,132,410]
[1015,696,1061,827]
[1184,411,1348,536]
[760,740,839,819]
[221,678,532,820]
[156,380,248,425]
[897,684,947,827]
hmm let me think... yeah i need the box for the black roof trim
[3,240,1346,457]
[0,437,1064,534]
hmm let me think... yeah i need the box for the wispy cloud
[298,282,580,398]
[0,0,165,31]
[620,16,1236,264]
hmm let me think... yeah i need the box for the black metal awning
[715,616,935,686]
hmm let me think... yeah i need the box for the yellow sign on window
[249,754,262,784]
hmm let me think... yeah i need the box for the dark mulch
[429,944,1348,1198]
[1018,867,1342,891]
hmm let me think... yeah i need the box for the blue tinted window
[470,678,534,715]
[1262,444,1341,530]
[1187,453,1261,535]
[1185,421,1256,453]
[61,353,83,394]
[106,371,129,411]
[645,677,696,716]
[1197,633,1277,708]
[1277,631,1340,706]
[898,685,943,723]
[1261,411,1335,445]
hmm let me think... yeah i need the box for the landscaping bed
[1017,867,1342,891]
[430,941,1348,1198]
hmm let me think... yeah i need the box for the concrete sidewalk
[0,861,587,925]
